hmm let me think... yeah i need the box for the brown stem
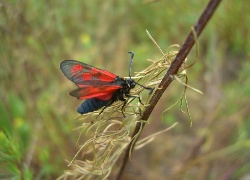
[117,0,222,179]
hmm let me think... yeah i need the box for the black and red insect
[60,52,152,115]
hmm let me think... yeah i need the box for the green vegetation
[1,0,250,179]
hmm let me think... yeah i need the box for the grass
[1,0,250,179]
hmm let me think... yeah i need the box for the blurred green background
[1,0,250,179]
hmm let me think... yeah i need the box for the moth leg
[97,99,115,116]
[121,99,127,117]
[127,95,143,105]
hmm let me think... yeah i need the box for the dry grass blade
[117,0,222,178]
[58,46,182,179]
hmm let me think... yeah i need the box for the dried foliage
[58,31,197,179]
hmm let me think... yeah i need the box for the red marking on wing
[69,85,122,100]
[71,64,83,74]
[98,69,116,82]
[82,73,92,80]
[96,94,113,100]
[60,60,117,87]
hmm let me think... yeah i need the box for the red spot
[97,94,113,100]
[82,73,92,80]
[91,68,99,74]
[99,70,116,82]
[71,64,83,74]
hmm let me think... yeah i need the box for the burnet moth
[60,52,152,115]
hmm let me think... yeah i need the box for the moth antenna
[128,51,153,94]
[128,51,134,81]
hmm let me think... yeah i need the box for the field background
[1,0,250,179]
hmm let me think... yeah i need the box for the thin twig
[117,0,222,179]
